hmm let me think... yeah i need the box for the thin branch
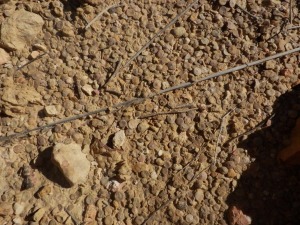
[289,0,293,24]
[123,0,199,68]
[102,59,123,88]
[17,52,48,71]
[288,25,300,30]
[85,3,122,29]
[1,46,300,142]
[138,107,197,119]
[213,108,236,165]
[141,198,175,225]
[265,19,289,42]
[236,4,262,21]
[99,0,198,87]
[226,113,276,143]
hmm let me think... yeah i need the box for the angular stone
[172,27,186,37]
[52,143,90,186]
[0,9,44,51]
[33,208,45,222]
[113,130,126,148]
[81,84,94,96]
[44,105,58,116]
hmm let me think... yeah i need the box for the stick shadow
[226,84,300,224]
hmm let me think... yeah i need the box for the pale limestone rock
[0,9,44,51]
[81,84,94,96]
[44,105,58,116]
[112,130,126,148]
[52,143,90,186]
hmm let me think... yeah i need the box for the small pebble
[172,27,186,37]
[186,214,194,223]
[112,130,126,148]
[33,208,45,222]
[193,67,202,76]
[81,84,94,96]
[14,203,24,216]
[137,121,149,132]
[195,189,204,203]
[44,105,58,116]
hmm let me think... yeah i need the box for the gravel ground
[0,0,299,224]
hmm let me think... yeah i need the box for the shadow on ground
[226,84,300,225]
[34,147,71,188]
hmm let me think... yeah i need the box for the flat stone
[172,27,186,37]
[200,38,209,45]
[61,21,75,37]
[13,202,25,216]
[195,189,204,203]
[44,105,58,116]
[81,84,94,96]
[52,143,90,186]
[113,130,126,148]
[265,60,276,69]
[0,9,44,51]
[33,208,45,222]
[193,67,202,76]
[30,51,40,59]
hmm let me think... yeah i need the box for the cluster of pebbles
[0,0,299,224]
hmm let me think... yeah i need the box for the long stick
[213,108,235,165]
[123,0,199,68]
[1,47,300,142]
[85,3,122,29]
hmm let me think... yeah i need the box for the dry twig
[266,19,289,42]
[288,25,300,30]
[236,4,262,21]
[1,46,300,142]
[213,108,236,165]
[102,59,123,88]
[226,113,276,143]
[123,0,199,68]
[290,0,293,24]
[138,107,197,119]
[85,3,122,29]
[17,52,48,71]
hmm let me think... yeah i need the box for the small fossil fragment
[20,164,36,190]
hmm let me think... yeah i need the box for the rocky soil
[0,0,299,225]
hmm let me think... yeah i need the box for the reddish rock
[228,206,252,225]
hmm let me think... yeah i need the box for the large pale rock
[52,143,90,186]
[0,9,44,51]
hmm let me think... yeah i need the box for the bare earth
[0,0,300,225]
